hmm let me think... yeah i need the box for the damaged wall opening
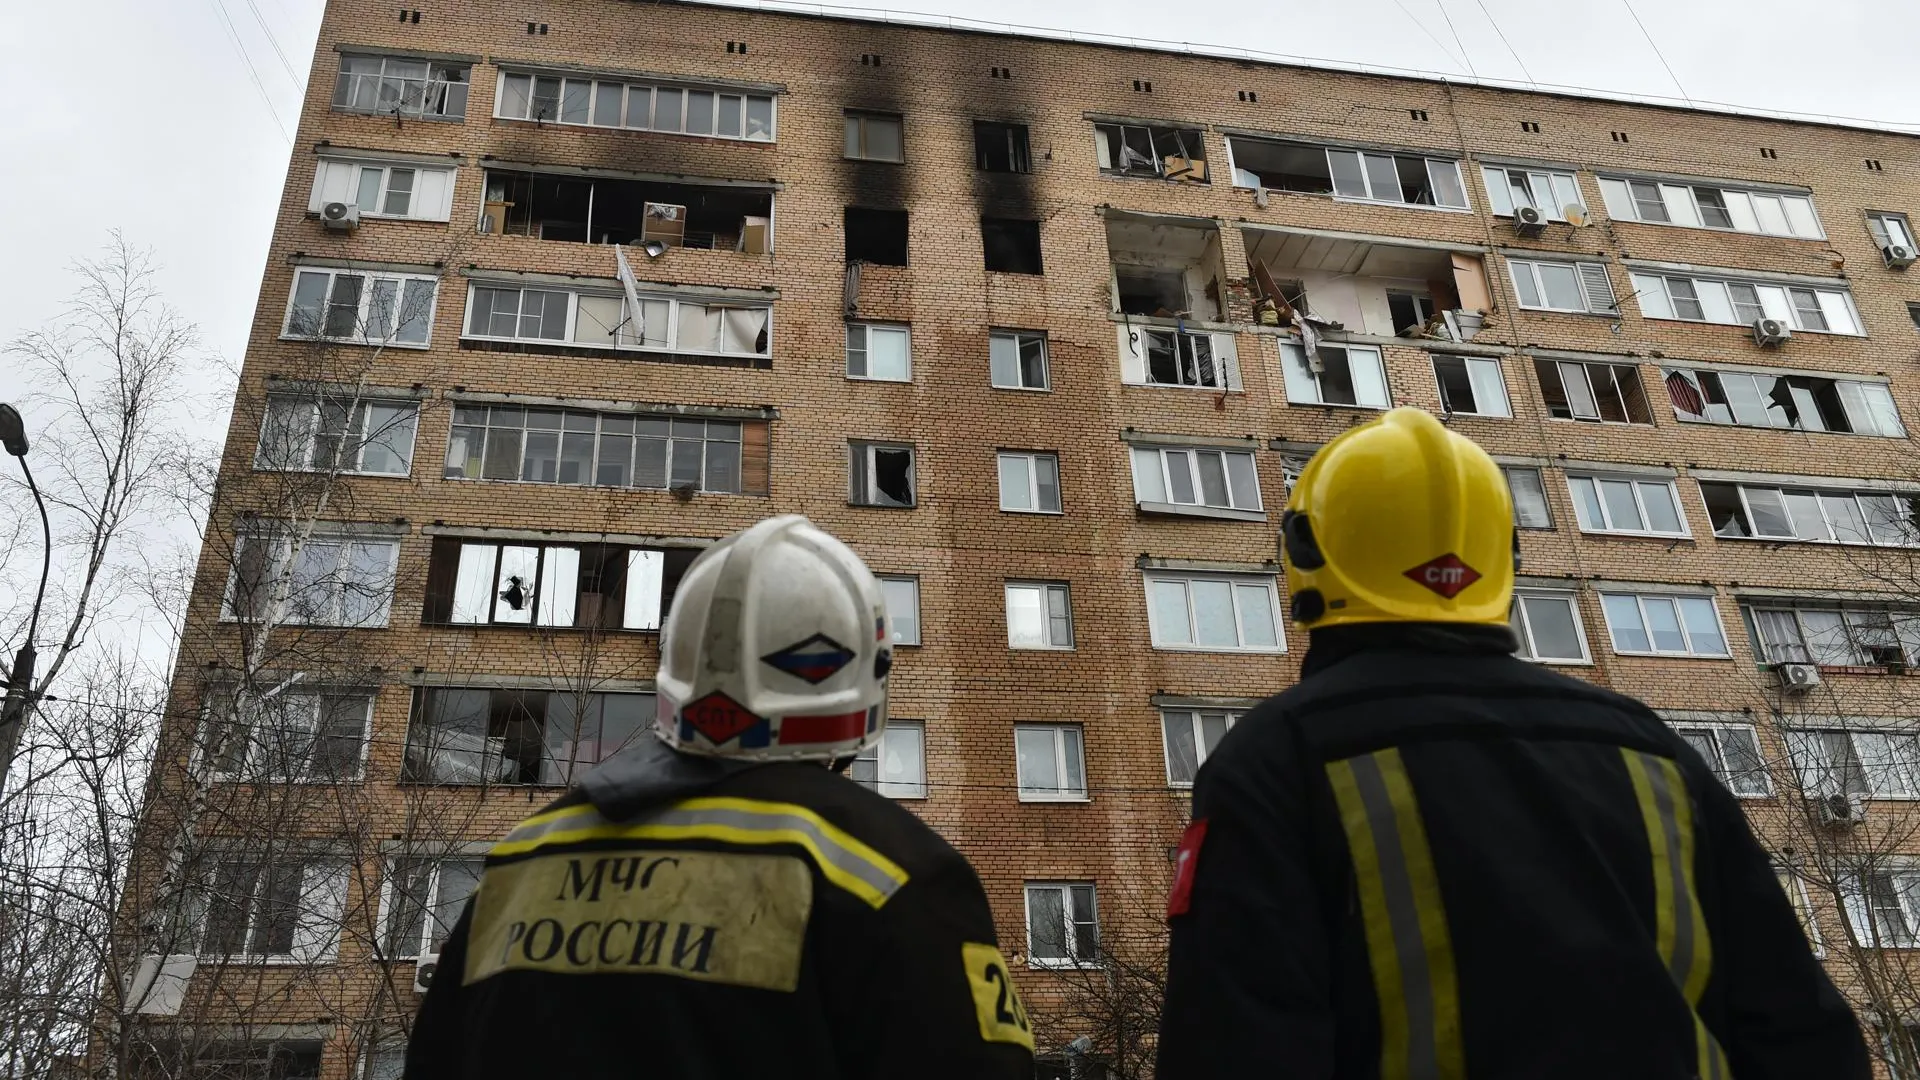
[982,217,1043,274]
[846,207,909,266]
[975,121,1032,173]
[1242,227,1490,340]
[1227,136,1466,208]
[1107,216,1224,320]
[1095,122,1207,182]
[480,170,772,252]
[850,441,916,507]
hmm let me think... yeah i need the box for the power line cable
[207,0,292,143]
[1469,0,1537,87]
[1385,0,1469,73]
[1619,0,1691,105]
[243,0,304,89]
[1432,0,1478,79]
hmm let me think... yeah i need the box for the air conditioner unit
[1752,317,1792,346]
[1816,791,1865,827]
[1777,662,1822,693]
[1884,244,1916,269]
[1513,204,1548,236]
[320,202,361,231]
[414,952,439,994]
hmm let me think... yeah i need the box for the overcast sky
[2,0,1916,400]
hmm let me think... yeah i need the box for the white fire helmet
[654,515,892,762]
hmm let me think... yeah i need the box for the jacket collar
[580,734,767,821]
[1302,622,1519,679]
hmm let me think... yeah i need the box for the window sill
[253,465,414,479]
[1546,416,1654,427]
[1332,196,1473,214]
[198,954,334,966]
[1514,306,1618,318]
[210,774,368,785]
[492,115,776,145]
[1576,529,1692,541]
[1714,534,1914,551]
[1610,651,1733,661]
[1518,656,1595,666]
[843,155,904,165]
[1640,314,1860,337]
[1441,410,1514,420]
[1017,794,1092,804]
[845,374,913,384]
[1136,501,1267,523]
[1673,416,1899,438]
[442,475,753,497]
[1607,217,1825,242]
[458,337,772,369]
[1000,508,1065,516]
[847,501,917,510]
[217,615,393,630]
[1099,170,1212,187]
[1287,400,1390,413]
[1150,643,1286,655]
[989,383,1052,393]
[397,778,571,789]
[279,333,433,351]
[423,621,660,634]
[331,107,465,124]
[1131,381,1237,393]
[1113,312,1237,334]
[1812,664,1915,677]
[301,210,450,225]
[1027,957,1103,970]
[1009,644,1075,652]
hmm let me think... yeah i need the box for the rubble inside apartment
[1106,213,1241,390]
[1242,226,1491,342]
[480,168,772,252]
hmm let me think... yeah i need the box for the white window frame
[461,283,772,358]
[851,720,926,798]
[1129,447,1263,514]
[1281,342,1391,409]
[188,853,348,963]
[255,394,419,477]
[1670,723,1772,797]
[1024,882,1100,968]
[1431,355,1511,417]
[1599,592,1732,658]
[362,1038,407,1080]
[443,406,749,493]
[1789,728,1920,801]
[1535,359,1651,425]
[1868,211,1917,252]
[440,542,667,631]
[224,533,401,628]
[1508,258,1617,314]
[1598,176,1824,239]
[1566,474,1688,537]
[1630,272,1862,335]
[990,329,1050,390]
[333,54,470,120]
[1143,572,1285,653]
[1661,366,1903,437]
[1479,165,1584,220]
[880,576,920,645]
[1503,466,1553,529]
[845,322,911,382]
[208,691,374,783]
[1324,148,1470,211]
[1774,866,1823,956]
[1005,582,1074,650]
[997,451,1062,514]
[1839,865,1920,949]
[1014,724,1087,801]
[1510,590,1591,664]
[379,855,485,959]
[282,269,439,348]
[493,70,775,141]
[308,159,455,222]
[843,110,904,162]
[1139,326,1231,389]
[1160,708,1242,787]
[1705,482,1920,547]
[1749,605,1920,669]
[849,442,916,508]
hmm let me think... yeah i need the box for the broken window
[1706,481,1920,546]
[480,170,772,250]
[204,690,373,783]
[403,687,653,786]
[1094,123,1207,182]
[845,207,909,266]
[444,406,763,493]
[1534,359,1653,424]
[285,269,437,346]
[1432,355,1511,417]
[1229,138,1338,193]
[990,330,1049,390]
[1660,366,1903,436]
[1106,217,1223,320]
[1388,291,1435,334]
[256,393,417,475]
[496,71,773,140]
[226,532,398,627]
[1141,328,1225,389]
[844,111,904,161]
[463,284,770,357]
[421,538,695,630]
[1281,343,1391,409]
[850,442,916,507]
[146,1040,327,1080]
[1226,136,1465,208]
[982,217,1043,274]
[1116,267,1187,317]
[335,54,469,119]
[975,121,1031,173]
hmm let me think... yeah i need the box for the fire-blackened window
[850,442,917,508]
[975,122,1032,174]
[846,207,909,266]
[982,217,1043,274]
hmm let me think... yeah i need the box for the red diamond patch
[680,692,762,744]
[1403,553,1482,599]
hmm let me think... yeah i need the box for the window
[1598,177,1823,238]
[478,170,774,249]
[1144,573,1283,652]
[226,532,398,628]
[1749,606,1920,669]
[845,207,909,266]
[309,160,454,222]
[851,721,925,798]
[1432,355,1511,417]
[975,121,1031,173]
[383,856,483,958]
[1281,343,1390,408]
[846,323,911,381]
[364,1041,407,1080]
[206,691,372,782]
[850,442,916,508]
[1662,367,1903,436]
[1015,725,1086,800]
[1260,146,1468,207]
[403,687,652,785]
[1094,123,1207,182]
[1534,359,1653,424]
[1138,328,1229,389]
[1388,291,1435,334]
[1774,867,1821,952]
[444,406,760,494]
[998,452,1061,513]
[1006,582,1073,649]
[1510,592,1588,663]
[285,269,437,347]
[256,394,417,476]
[1129,447,1262,514]
[881,576,920,645]
[1566,475,1686,536]
[463,283,771,357]
[496,71,773,140]
[1504,466,1552,528]
[1508,259,1617,314]
[1840,868,1920,948]
[1908,302,1920,331]
[1162,708,1241,786]
[1671,725,1770,796]
[990,330,1049,390]
[1872,212,1919,252]
[1025,883,1099,966]
[1480,166,1584,219]
[156,1041,325,1080]
[844,111,903,161]
[982,217,1043,274]
[1599,593,1730,657]
[1703,482,1919,545]
[1630,272,1861,335]
[187,854,347,961]
[1790,729,1920,800]
[422,539,694,631]
[334,54,469,119]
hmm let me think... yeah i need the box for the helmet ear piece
[1282,510,1325,571]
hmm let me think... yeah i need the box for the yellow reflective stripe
[1327,748,1465,1080]
[491,796,909,908]
[1622,748,1728,1080]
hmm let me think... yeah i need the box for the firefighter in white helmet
[409,516,1035,1080]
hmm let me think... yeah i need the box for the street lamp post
[0,403,51,792]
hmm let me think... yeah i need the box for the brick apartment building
[132,0,1920,1074]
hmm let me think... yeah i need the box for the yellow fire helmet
[1282,407,1516,629]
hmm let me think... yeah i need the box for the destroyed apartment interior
[479,168,772,252]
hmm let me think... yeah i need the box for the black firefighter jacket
[407,736,1036,1080]
[1156,622,1869,1080]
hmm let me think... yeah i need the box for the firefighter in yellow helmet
[1156,408,1866,1080]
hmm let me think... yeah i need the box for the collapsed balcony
[1241,226,1491,340]
[480,168,772,252]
